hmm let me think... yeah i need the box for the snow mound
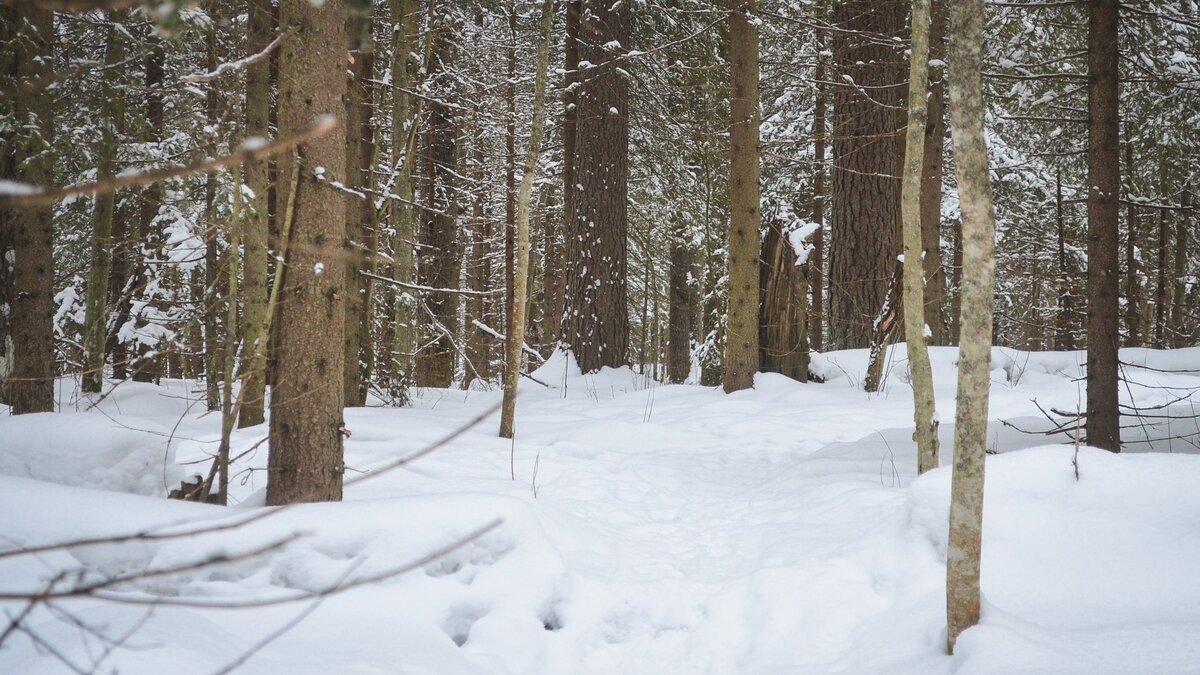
[909,446,1200,673]
[0,412,182,496]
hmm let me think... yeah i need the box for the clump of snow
[0,412,182,496]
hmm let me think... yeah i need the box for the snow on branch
[181,32,286,84]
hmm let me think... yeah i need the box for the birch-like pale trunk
[945,0,996,651]
[902,0,940,474]
[499,0,554,439]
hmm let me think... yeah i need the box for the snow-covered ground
[3,346,1200,674]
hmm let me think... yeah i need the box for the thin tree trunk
[922,0,947,345]
[902,0,939,474]
[500,0,554,439]
[82,23,124,395]
[724,0,761,393]
[1153,160,1168,349]
[266,0,348,506]
[342,10,369,407]
[1055,171,1075,350]
[6,8,55,413]
[202,12,223,410]
[1123,142,1140,347]
[554,0,580,347]
[238,0,273,427]
[1170,190,1188,347]
[1085,0,1121,452]
[388,0,420,402]
[945,0,996,650]
[666,213,692,383]
[809,24,826,353]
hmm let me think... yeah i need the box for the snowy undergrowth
[1,346,1199,673]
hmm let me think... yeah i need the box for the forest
[1,0,1199,673]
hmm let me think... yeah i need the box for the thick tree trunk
[562,0,631,373]
[82,23,125,395]
[758,221,809,382]
[902,0,939,474]
[922,0,947,345]
[416,23,460,388]
[342,10,370,407]
[724,0,761,393]
[945,0,996,651]
[5,8,55,413]
[829,0,906,349]
[1085,0,1120,452]
[266,0,348,506]
[238,0,273,428]
[499,0,553,439]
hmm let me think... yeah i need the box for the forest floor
[3,346,1200,674]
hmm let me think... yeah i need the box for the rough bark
[266,0,348,506]
[758,221,809,382]
[415,21,460,388]
[902,0,939,474]
[1085,0,1120,452]
[829,0,906,349]
[499,0,553,439]
[554,0,580,348]
[723,0,761,393]
[562,0,631,373]
[342,10,371,407]
[237,0,273,428]
[5,8,55,413]
[945,0,996,651]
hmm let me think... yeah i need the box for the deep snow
[2,346,1200,674]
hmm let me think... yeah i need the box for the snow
[2,347,1200,673]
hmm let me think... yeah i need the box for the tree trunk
[922,0,947,345]
[1055,171,1075,350]
[1085,0,1121,452]
[553,0,580,348]
[131,38,165,384]
[5,8,55,413]
[500,0,554,439]
[342,10,371,407]
[724,0,761,393]
[1170,191,1188,347]
[666,213,693,384]
[902,0,939,474]
[758,221,810,382]
[562,0,631,373]
[389,0,418,402]
[416,21,460,388]
[82,23,125,395]
[266,0,348,506]
[809,25,826,353]
[829,0,906,349]
[945,0,996,650]
[1123,142,1140,348]
[238,0,273,428]
[202,11,223,410]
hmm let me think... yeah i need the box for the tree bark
[416,20,460,388]
[1123,142,1140,348]
[922,0,947,345]
[499,0,554,438]
[666,213,693,384]
[945,0,996,651]
[902,0,939,474]
[809,24,826,353]
[829,0,906,349]
[562,0,631,373]
[82,23,125,395]
[238,0,273,427]
[5,8,55,413]
[724,0,761,393]
[266,0,348,506]
[553,0,580,348]
[1085,0,1120,452]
